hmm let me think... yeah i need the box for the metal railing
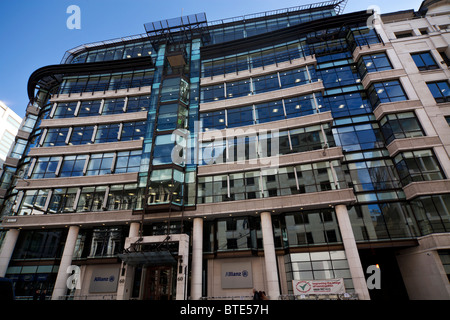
[58,294,117,300]
[279,293,359,300]
[200,295,255,300]
[200,293,358,300]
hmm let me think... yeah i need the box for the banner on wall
[89,266,120,293]
[221,262,253,289]
[292,278,345,295]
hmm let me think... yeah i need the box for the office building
[0,0,449,300]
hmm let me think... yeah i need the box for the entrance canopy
[118,250,177,266]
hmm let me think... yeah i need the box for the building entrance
[143,265,176,300]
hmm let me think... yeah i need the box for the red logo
[296,281,312,293]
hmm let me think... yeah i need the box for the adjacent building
[0,101,22,172]
[0,0,449,300]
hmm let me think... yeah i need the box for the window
[78,100,102,117]
[332,122,384,152]
[152,135,174,165]
[394,149,445,185]
[160,77,182,103]
[94,124,120,143]
[395,31,413,39]
[289,126,326,153]
[252,73,280,94]
[31,157,60,179]
[115,150,141,173]
[357,52,392,76]
[411,52,439,71]
[107,184,138,210]
[200,110,226,131]
[254,100,284,123]
[322,92,371,118]
[368,80,407,107]
[102,98,126,115]
[380,112,424,144]
[42,128,69,147]
[284,94,317,118]
[17,189,50,215]
[86,153,114,176]
[316,65,360,88]
[53,102,77,119]
[226,106,254,128]
[285,211,342,247]
[88,227,123,257]
[200,84,225,103]
[438,50,450,67]
[347,159,401,192]
[407,194,450,235]
[69,126,94,145]
[157,104,180,132]
[77,186,106,212]
[427,81,450,103]
[48,187,78,213]
[279,67,311,88]
[59,155,87,177]
[226,79,252,98]
[121,121,146,141]
[126,95,151,113]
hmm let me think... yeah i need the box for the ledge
[3,157,20,168]
[50,85,152,103]
[15,130,30,141]
[191,188,357,218]
[15,172,139,190]
[26,104,40,116]
[40,111,148,128]
[387,136,442,157]
[28,139,143,157]
[0,209,138,229]
[199,81,324,112]
[352,42,391,62]
[200,55,317,86]
[199,111,333,142]
[197,147,344,176]
[403,180,450,200]
[373,100,423,120]
[361,69,407,88]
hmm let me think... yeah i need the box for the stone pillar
[0,229,20,277]
[190,218,203,300]
[335,204,370,300]
[260,211,280,299]
[129,222,141,238]
[116,222,141,300]
[52,226,79,300]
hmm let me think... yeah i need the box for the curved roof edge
[27,56,153,101]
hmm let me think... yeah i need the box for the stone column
[190,218,203,300]
[51,226,79,300]
[128,222,141,238]
[260,211,280,299]
[116,222,141,300]
[0,229,20,277]
[335,204,370,300]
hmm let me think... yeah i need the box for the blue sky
[0,0,422,118]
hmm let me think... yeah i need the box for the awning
[118,250,177,266]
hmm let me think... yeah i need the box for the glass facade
[1,1,450,301]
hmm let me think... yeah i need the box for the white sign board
[89,266,120,293]
[292,279,345,295]
[221,262,253,289]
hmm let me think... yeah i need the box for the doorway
[143,265,176,300]
[359,248,409,300]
